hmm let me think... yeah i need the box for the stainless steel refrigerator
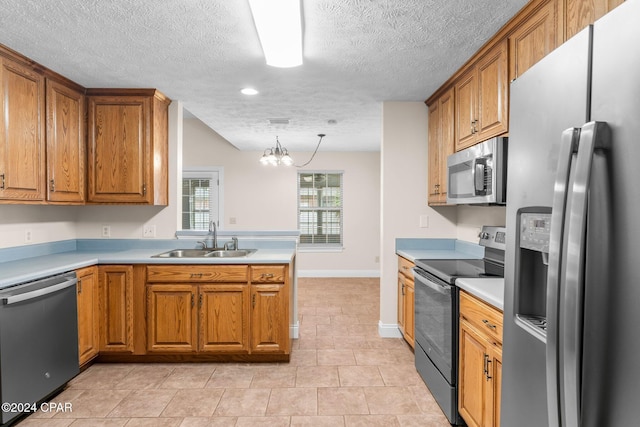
[502,0,640,426]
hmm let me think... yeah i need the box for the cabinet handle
[0,173,4,190]
[191,294,195,307]
[142,183,147,196]
[77,279,82,294]
[190,273,203,278]
[484,354,492,380]
[261,273,274,279]
[252,294,256,309]
[482,319,497,330]
[199,293,203,308]
[49,179,55,192]
[434,183,440,195]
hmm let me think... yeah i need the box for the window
[298,172,343,247]
[182,169,220,230]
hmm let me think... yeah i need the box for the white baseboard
[298,269,380,278]
[378,321,403,338]
[290,321,299,339]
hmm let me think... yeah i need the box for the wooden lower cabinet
[147,284,198,352]
[200,284,250,352]
[144,264,289,358]
[98,265,134,353]
[459,291,503,427]
[251,283,287,353]
[397,256,415,348]
[76,266,99,366]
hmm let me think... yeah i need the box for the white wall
[0,205,78,249]
[380,102,458,332]
[456,205,506,242]
[182,118,381,276]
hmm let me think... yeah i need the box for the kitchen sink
[205,249,256,258]
[152,249,256,258]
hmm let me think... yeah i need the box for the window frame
[297,170,344,250]
[180,167,223,231]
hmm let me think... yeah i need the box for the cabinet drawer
[460,291,503,345]
[398,256,415,279]
[250,265,286,283]
[147,265,248,283]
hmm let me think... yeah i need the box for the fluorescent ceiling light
[241,87,259,95]
[248,0,303,68]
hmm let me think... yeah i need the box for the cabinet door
[99,265,134,352]
[46,79,85,203]
[251,284,288,353]
[0,56,45,201]
[459,321,489,427]
[455,68,478,151]
[427,101,441,204]
[489,348,503,427]
[200,284,249,353]
[397,273,405,335]
[438,87,455,203]
[147,284,198,352]
[87,96,150,203]
[76,266,99,366]
[404,278,415,348]
[476,40,509,142]
[509,0,558,81]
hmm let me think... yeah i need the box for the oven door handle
[413,269,451,294]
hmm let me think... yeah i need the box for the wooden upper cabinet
[86,89,170,205]
[427,87,454,205]
[560,0,624,40]
[454,68,477,150]
[46,79,85,203]
[509,0,559,81]
[455,40,508,151]
[476,40,509,141]
[0,55,45,202]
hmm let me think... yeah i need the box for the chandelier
[259,134,325,167]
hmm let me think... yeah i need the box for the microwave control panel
[520,213,551,253]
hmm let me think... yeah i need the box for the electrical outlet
[374,256,380,264]
[143,224,156,238]
[419,215,429,228]
[101,225,111,238]
[229,217,237,225]
[25,229,32,243]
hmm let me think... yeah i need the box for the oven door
[413,267,457,384]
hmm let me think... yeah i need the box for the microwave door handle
[472,159,485,194]
[546,127,580,427]
[562,121,610,427]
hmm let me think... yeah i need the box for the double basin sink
[152,248,257,258]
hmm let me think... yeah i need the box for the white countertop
[455,277,505,311]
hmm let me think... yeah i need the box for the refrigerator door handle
[546,127,581,427]
[562,121,611,427]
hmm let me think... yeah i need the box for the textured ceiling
[0,0,528,152]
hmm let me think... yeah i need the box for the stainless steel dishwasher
[0,272,79,425]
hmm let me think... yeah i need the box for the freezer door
[582,1,640,425]
[502,25,591,427]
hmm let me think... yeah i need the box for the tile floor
[17,277,450,426]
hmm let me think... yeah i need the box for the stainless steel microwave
[446,137,507,205]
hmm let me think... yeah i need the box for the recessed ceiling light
[241,88,259,95]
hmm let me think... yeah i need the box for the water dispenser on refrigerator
[515,210,552,342]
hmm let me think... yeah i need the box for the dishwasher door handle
[2,277,77,305]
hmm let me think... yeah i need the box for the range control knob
[478,231,490,240]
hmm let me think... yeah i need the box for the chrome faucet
[198,220,218,249]
[208,220,218,249]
